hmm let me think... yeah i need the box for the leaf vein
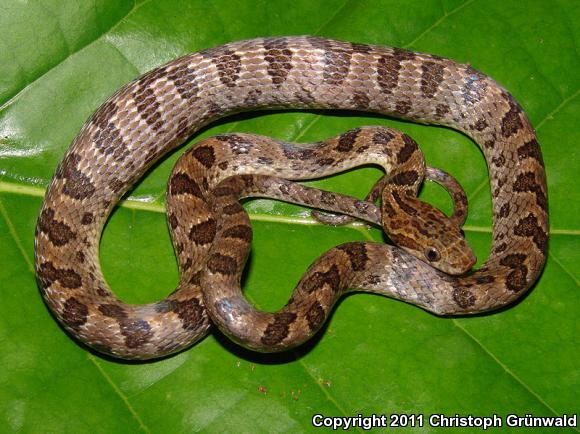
[243,292,364,433]
[87,354,152,433]
[403,0,477,48]
[548,250,580,286]
[536,87,580,130]
[0,197,34,273]
[4,182,580,235]
[451,320,561,417]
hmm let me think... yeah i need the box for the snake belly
[34,36,548,359]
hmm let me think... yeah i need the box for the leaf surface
[0,1,578,432]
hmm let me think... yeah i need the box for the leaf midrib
[1,0,576,430]
[1,190,569,430]
[2,182,578,236]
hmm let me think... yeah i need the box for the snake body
[176,127,476,352]
[34,36,548,359]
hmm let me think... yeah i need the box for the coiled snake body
[34,36,548,359]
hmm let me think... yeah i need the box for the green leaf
[0,1,578,432]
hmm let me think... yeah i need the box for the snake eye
[425,247,441,262]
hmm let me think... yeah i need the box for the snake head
[383,195,476,275]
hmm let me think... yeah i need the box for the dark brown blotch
[471,119,488,131]
[189,219,217,245]
[376,48,415,94]
[263,38,293,85]
[166,63,199,100]
[434,103,450,119]
[189,270,203,286]
[109,178,125,193]
[351,92,370,109]
[212,186,235,197]
[376,54,402,94]
[222,203,244,215]
[390,190,417,216]
[350,42,372,53]
[174,115,191,140]
[81,212,93,225]
[135,65,168,88]
[316,157,335,166]
[38,261,82,289]
[389,170,419,187]
[222,224,252,242]
[517,138,544,164]
[492,155,505,167]
[169,172,203,198]
[452,287,476,308]
[383,200,396,218]
[395,99,412,115]
[191,145,216,168]
[321,47,352,85]
[513,213,548,254]
[260,312,297,346]
[207,253,237,275]
[499,203,510,218]
[397,135,418,164]
[90,98,118,130]
[484,139,495,149]
[257,156,274,165]
[372,129,395,147]
[390,233,423,251]
[283,147,315,161]
[493,242,507,254]
[62,297,89,329]
[475,275,495,284]
[499,253,528,292]
[98,303,128,320]
[181,255,196,271]
[306,301,325,332]
[501,97,524,138]
[57,153,96,200]
[122,319,153,348]
[213,49,242,87]
[302,264,341,294]
[335,128,360,152]
[38,208,76,247]
[420,61,445,98]
[170,297,205,331]
[337,243,368,272]
[96,286,110,297]
[92,120,130,162]
[133,86,162,129]
[168,213,178,230]
[278,183,290,195]
[513,172,548,212]
[319,191,336,206]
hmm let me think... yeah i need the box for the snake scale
[34,36,548,360]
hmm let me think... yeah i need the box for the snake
[178,127,477,351]
[34,36,548,360]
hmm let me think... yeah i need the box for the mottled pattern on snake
[34,36,548,359]
[174,127,475,351]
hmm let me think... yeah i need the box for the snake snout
[446,243,477,276]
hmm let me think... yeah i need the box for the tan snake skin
[34,36,548,359]
[176,127,477,351]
